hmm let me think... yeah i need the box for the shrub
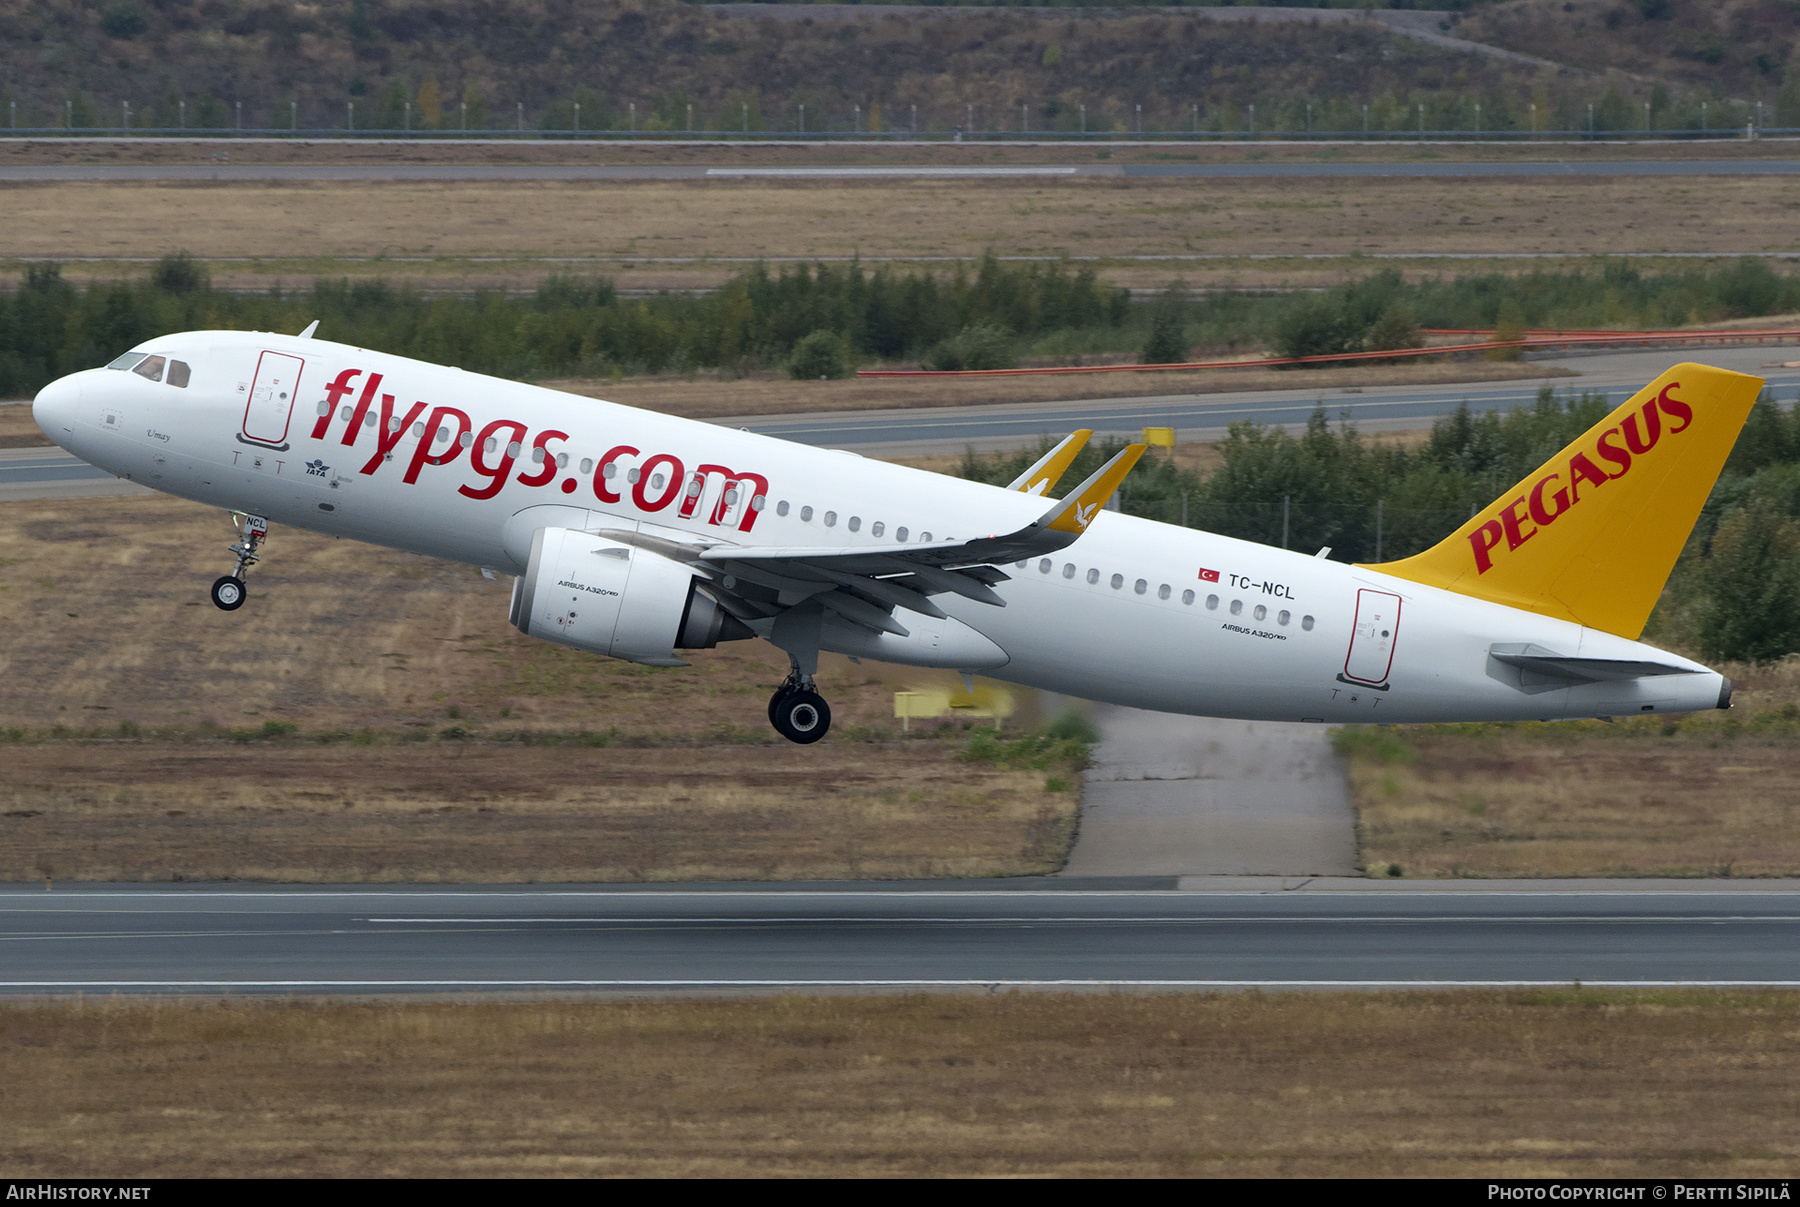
[928,324,1015,371]
[1272,296,1363,362]
[787,330,851,380]
[1363,305,1425,355]
[99,0,148,40]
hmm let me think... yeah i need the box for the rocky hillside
[0,1,1761,133]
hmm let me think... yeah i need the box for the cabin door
[241,350,305,447]
[1343,589,1402,686]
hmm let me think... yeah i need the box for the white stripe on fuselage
[47,330,1724,725]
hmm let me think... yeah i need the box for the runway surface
[2,160,1796,182]
[3,885,1799,991]
[733,354,1800,455]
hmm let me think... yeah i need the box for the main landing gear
[768,663,831,745]
[211,512,268,612]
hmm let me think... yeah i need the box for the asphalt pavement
[2,884,1797,991]
[2,160,1796,182]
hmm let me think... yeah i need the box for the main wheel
[770,689,831,745]
[768,683,796,730]
[210,575,247,611]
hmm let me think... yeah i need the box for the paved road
[736,350,1800,455]
[2,885,1798,990]
[3,160,1796,182]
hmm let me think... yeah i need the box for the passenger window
[1157,584,1171,600]
[777,500,790,517]
[1086,569,1099,585]
[847,516,861,532]
[1302,615,1315,631]
[1278,610,1291,626]
[823,511,837,527]
[871,521,885,538]
[1062,564,1076,579]
[1039,559,1053,574]
[896,527,907,542]
[166,360,191,388]
[1110,574,1124,590]
[1133,579,1147,595]
[1230,600,1243,616]
[1181,589,1195,605]
[1253,604,1267,621]
[132,355,166,383]
[801,506,814,522]
[1206,594,1219,610]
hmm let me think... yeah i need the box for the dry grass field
[0,743,1071,884]
[1345,661,1800,879]
[4,174,1795,272]
[0,491,897,734]
[3,990,1798,1177]
[0,492,1077,882]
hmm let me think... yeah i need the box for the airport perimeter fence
[4,124,1797,143]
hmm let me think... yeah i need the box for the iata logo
[1468,383,1692,575]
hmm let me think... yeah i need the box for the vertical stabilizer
[1371,363,1763,638]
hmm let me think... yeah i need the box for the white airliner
[31,328,1761,742]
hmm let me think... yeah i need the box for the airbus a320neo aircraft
[32,327,1762,743]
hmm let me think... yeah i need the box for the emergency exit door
[241,351,305,447]
[1343,588,1402,686]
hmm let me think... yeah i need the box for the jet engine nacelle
[510,527,749,667]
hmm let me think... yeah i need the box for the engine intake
[509,527,750,666]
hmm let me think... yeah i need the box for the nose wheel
[210,576,247,611]
[768,668,831,744]
[212,512,268,612]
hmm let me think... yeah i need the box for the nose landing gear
[768,662,831,744]
[211,512,268,612]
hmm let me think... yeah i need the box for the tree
[461,83,488,132]
[928,325,1014,372]
[787,330,851,380]
[1696,500,1800,662]
[1487,296,1525,362]
[99,1,148,40]
[417,75,442,130]
[376,79,408,131]
[1140,282,1189,364]
[1364,304,1424,356]
[1272,295,1361,362]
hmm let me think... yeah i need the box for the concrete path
[1062,707,1360,878]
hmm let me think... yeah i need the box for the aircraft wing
[596,443,1146,637]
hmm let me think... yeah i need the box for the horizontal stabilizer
[1488,643,1701,683]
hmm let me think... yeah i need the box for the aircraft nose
[32,372,83,443]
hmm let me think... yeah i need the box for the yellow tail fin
[1371,363,1763,639]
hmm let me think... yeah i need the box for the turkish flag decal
[1198,568,1220,583]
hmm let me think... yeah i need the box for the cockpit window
[131,355,166,383]
[106,352,149,371]
[166,360,191,388]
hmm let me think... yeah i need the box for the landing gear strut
[211,512,267,612]
[768,661,831,744]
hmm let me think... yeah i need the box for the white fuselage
[32,330,1727,724]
